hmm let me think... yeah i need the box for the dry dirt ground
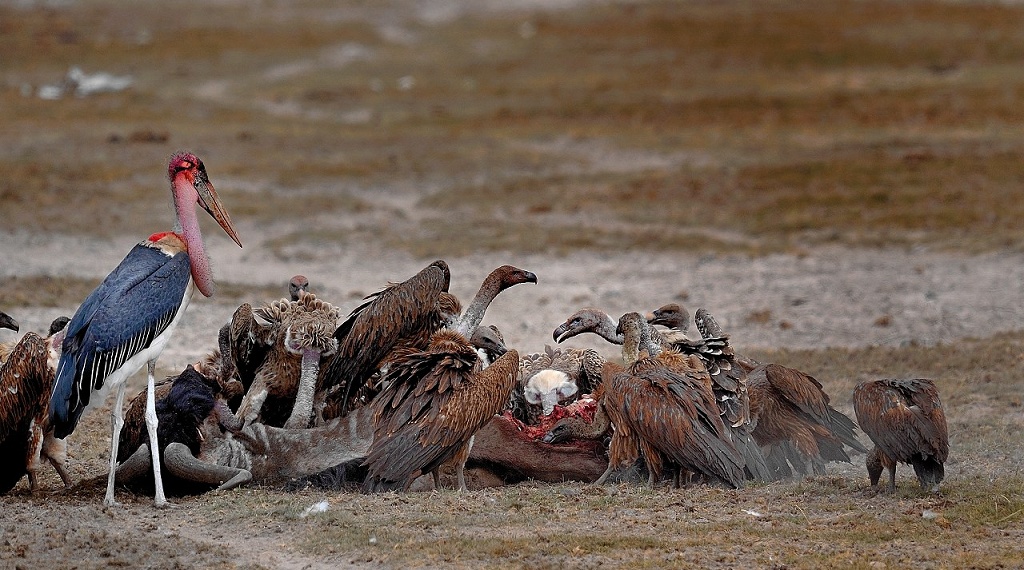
[3,0,1024,568]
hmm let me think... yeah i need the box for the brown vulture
[0,316,74,494]
[853,378,949,493]
[362,331,520,492]
[361,265,537,492]
[595,312,746,489]
[317,260,458,420]
[651,303,866,479]
[232,291,340,429]
[554,306,770,482]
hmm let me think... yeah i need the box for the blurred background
[3,0,1024,354]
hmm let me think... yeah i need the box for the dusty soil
[3,0,1024,568]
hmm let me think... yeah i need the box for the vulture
[0,316,74,494]
[0,310,18,334]
[317,260,458,420]
[288,275,310,301]
[675,305,867,478]
[320,263,536,420]
[511,345,604,426]
[361,265,537,492]
[853,378,949,493]
[554,306,770,482]
[362,332,520,492]
[470,324,507,368]
[232,291,340,429]
[595,312,745,489]
[746,363,867,478]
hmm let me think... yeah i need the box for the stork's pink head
[168,151,201,182]
[167,151,242,249]
[167,151,242,297]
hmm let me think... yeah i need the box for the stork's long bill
[167,151,242,297]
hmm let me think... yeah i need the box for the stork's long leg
[104,382,128,507]
[146,360,168,507]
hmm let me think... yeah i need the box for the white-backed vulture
[0,317,73,494]
[511,345,604,425]
[224,270,317,392]
[853,378,949,493]
[673,305,867,478]
[556,307,746,422]
[233,291,340,429]
[554,307,770,482]
[595,312,745,489]
[362,331,520,492]
[317,260,458,420]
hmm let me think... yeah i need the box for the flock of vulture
[0,152,950,507]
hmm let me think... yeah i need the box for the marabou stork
[48,151,242,507]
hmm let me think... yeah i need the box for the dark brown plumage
[596,313,745,489]
[0,319,73,494]
[117,365,250,495]
[651,306,748,425]
[362,329,520,492]
[319,260,457,420]
[322,263,536,421]
[853,378,949,493]
[684,306,867,479]
[556,306,769,481]
[748,363,867,478]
